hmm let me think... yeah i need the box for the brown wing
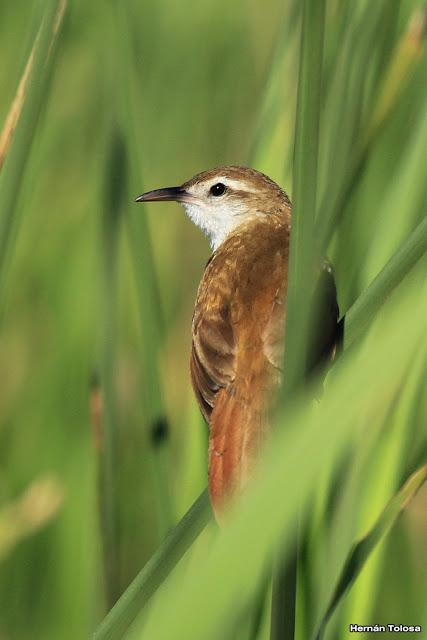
[190,316,235,423]
[190,257,236,423]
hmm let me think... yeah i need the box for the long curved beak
[135,186,188,203]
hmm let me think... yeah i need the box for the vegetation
[0,1,426,639]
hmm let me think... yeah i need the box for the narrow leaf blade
[314,465,427,640]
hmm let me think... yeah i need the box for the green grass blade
[97,127,127,607]
[367,7,427,140]
[313,465,427,640]
[344,216,427,346]
[0,0,67,296]
[248,0,299,175]
[318,0,389,206]
[108,2,173,546]
[272,1,325,638]
[0,38,37,171]
[112,3,165,428]
[316,7,426,253]
[93,490,211,640]
[283,0,325,387]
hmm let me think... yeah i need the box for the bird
[136,166,339,522]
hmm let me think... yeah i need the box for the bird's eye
[209,183,226,197]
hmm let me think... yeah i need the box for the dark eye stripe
[210,183,226,197]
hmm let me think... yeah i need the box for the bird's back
[191,214,291,518]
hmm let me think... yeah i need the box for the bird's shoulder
[196,215,289,304]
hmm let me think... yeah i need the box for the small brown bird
[136,166,339,521]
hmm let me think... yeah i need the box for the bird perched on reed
[136,166,339,521]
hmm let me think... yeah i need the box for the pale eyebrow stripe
[212,178,257,193]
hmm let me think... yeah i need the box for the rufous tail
[208,385,268,524]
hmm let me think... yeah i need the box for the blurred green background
[0,1,426,639]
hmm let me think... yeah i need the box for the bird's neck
[182,202,252,250]
[183,203,291,252]
[207,214,291,273]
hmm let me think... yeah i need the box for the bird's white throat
[182,201,253,251]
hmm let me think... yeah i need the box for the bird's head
[136,166,291,250]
